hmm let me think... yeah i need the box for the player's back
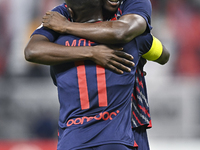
[51,34,144,149]
[30,2,154,149]
[50,33,153,150]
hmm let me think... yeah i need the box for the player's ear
[67,7,74,21]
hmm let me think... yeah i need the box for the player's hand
[42,11,69,33]
[91,45,135,74]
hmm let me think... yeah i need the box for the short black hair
[65,0,102,11]
[65,0,103,22]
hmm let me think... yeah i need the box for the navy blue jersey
[32,3,69,42]
[31,1,153,149]
[36,31,152,150]
[32,0,152,42]
[108,0,152,128]
[110,0,152,32]
[52,34,152,150]
[131,59,152,128]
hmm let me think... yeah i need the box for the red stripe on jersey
[111,14,117,21]
[75,61,90,110]
[132,110,144,126]
[96,65,108,107]
[141,71,144,76]
[136,86,140,93]
[147,120,152,128]
[132,93,137,101]
[138,105,150,118]
[137,77,144,88]
[134,141,138,147]
[118,8,122,15]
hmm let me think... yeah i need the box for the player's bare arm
[42,11,146,44]
[154,45,170,65]
[24,34,135,74]
[42,11,169,65]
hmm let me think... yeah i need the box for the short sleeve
[136,33,153,56]
[142,36,163,61]
[31,3,70,42]
[121,0,152,32]
[137,34,163,61]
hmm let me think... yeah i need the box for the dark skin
[42,0,146,44]
[25,0,143,73]
[25,0,169,75]
[154,45,170,65]
[25,0,135,74]
[65,0,104,23]
[102,0,122,18]
[25,34,134,73]
[42,12,146,44]
[41,0,169,65]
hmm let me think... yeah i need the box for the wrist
[87,47,95,61]
[78,46,94,61]
[64,21,74,34]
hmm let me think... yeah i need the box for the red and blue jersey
[110,0,152,32]
[108,0,152,128]
[131,59,152,128]
[32,0,152,43]
[49,33,153,150]
[32,35,153,150]
[31,1,153,149]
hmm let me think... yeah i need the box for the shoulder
[31,3,70,42]
[120,0,152,30]
[51,3,66,11]
[51,3,70,18]
[121,0,152,11]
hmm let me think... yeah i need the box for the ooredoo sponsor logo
[66,110,120,127]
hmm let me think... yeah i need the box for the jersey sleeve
[121,0,152,32]
[142,36,163,61]
[137,33,163,61]
[31,3,70,42]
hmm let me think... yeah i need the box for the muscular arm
[24,35,93,65]
[42,11,146,44]
[24,34,135,74]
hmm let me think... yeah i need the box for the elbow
[116,24,146,43]
[156,45,170,65]
[113,31,133,44]
[164,52,170,64]
[112,15,146,44]
[118,35,133,44]
[113,28,142,44]
[111,23,135,44]
[24,45,38,62]
[159,52,170,65]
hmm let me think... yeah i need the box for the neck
[102,8,117,21]
[72,5,103,23]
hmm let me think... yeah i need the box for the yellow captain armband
[142,36,163,61]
